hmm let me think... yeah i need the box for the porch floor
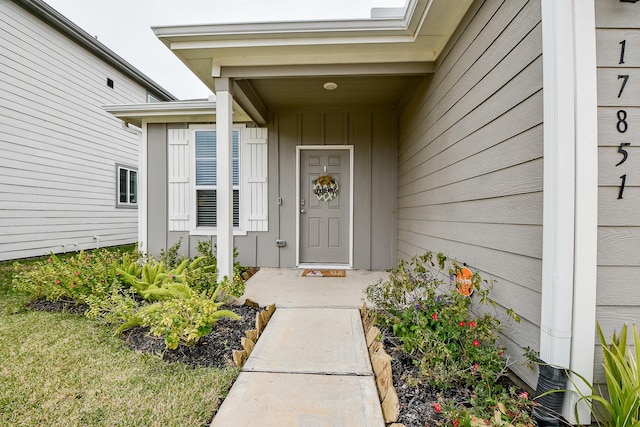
[210,268,389,427]
[239,267,389,308]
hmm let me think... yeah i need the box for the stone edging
[232,300,276,367]
[361,305,406,427]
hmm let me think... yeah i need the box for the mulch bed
[121,304,260,369]
[26,300,530,427]
[380,327,470,426]
[27,299,260,369]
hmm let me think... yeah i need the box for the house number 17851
[616,39,630,199]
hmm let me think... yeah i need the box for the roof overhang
[153,0,473,72]
[104,99,252,128]
[114,0,473,126]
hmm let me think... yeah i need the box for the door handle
[300,209,306,214]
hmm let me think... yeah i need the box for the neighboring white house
[106,0,640,423]
[0,0,175,261]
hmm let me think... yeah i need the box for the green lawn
[0,258,238,427]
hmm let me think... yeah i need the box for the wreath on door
[312,175,339,202]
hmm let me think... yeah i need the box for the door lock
[300,209,306,214]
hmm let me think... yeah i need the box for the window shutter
[241,127,268,231]
[168,128,190,231]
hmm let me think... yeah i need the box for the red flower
[459,321,465,327]
[519,391,529,399]
[47,258,52,263]
[468,321,476,328]
[55,280,61,285]
[74,271,80,276]
[473,339,480,347]
[431,312,438,321]
[433,403,442,414]
[453,420,460,427]
[473,363,480,370]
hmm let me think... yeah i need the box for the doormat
[301,269,346,277]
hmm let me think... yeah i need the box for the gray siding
[397,0,543,387]
[274,110,398,270]
[0,0,148,260]
[150,109,398,270]
[595,0,640,384]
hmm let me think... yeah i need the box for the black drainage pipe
[533,363,567,427]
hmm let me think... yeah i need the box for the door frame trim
[295,145,354,268]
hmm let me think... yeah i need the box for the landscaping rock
[381,384,400,423]
[366,326,380,348]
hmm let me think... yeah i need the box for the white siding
[398,0,543,387]
[594,0,640,384]
[0,1,147,260]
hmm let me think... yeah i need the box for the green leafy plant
[117,287,240,349]
[557,323,640,427]
[158,237,185,269]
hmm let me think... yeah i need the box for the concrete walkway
[210,268,389,427]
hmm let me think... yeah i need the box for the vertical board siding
[595,0,640,383]
[397,0,543,387]
[167,129,190,232]
[273,110,397,269]
[0,1,148,260]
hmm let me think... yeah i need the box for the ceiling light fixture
[323,81,338,90]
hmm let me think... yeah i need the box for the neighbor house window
[194,130,240,227]
[116,164,137,207]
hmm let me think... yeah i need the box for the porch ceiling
[244,75,424,110]
[153,0,473,122]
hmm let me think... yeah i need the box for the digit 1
[618,174,627,199]
[620,40,626,65]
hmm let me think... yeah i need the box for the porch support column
[215,77,234,280]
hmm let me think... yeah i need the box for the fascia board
[152,0,429,47]
[104,101,252,127]
[104,101,217,127]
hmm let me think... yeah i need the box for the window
[116,164,137,207]
[194,130,240,228]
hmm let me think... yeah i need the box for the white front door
[297,147,352,265]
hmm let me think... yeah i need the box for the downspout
[539,1,599,425]
[539,0,575,424]
[139,122,149,254]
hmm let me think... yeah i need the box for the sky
[44,0,407,100]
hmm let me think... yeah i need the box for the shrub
[364,252,525,424]
[13,249,127,304]
[117,289,241,349]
